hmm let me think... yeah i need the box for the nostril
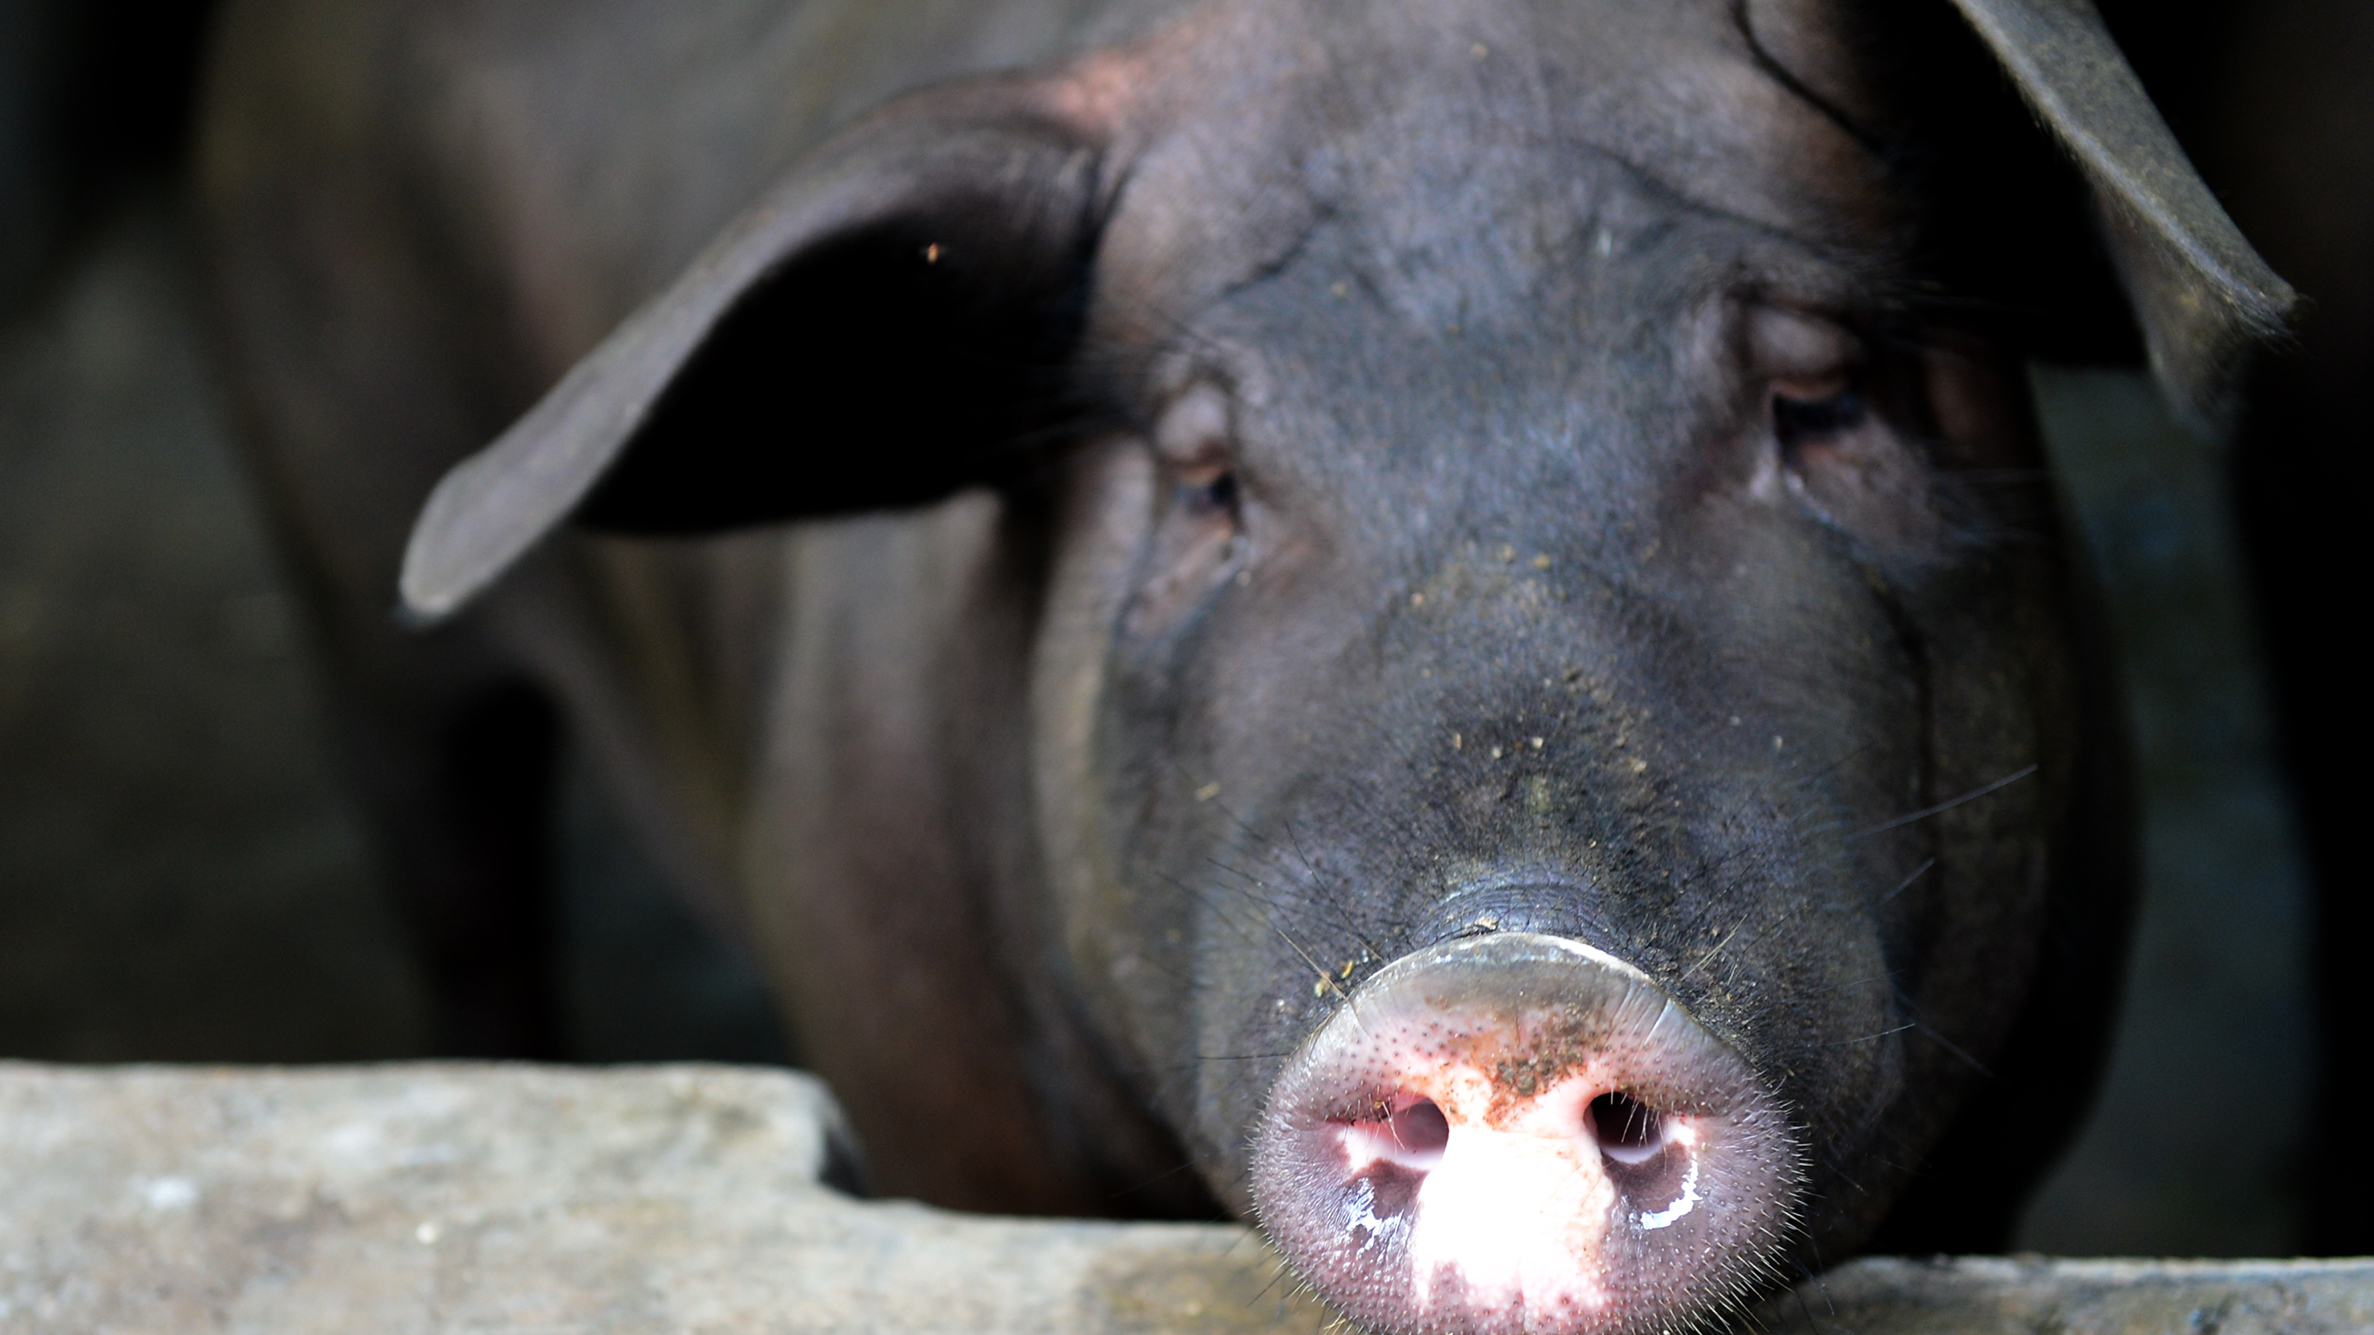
[1257,935,1803,1335]
[1389,1097,1449,1156]
[1587,1091,1666,1165]
[1333,1095,1451,1173]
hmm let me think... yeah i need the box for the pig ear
[1943,0,2295,424]
[399,80,1110,620]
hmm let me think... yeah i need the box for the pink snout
[1252,933,1800,1335]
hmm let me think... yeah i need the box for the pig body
[200,1,2286,1330]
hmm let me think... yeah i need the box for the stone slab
[1761,1256,2373,1334]
[0,1063,2364,1334]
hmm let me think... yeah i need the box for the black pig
[199,0,2289,1331]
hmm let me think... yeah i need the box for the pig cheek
[1028,441,1180,1069]
[1783,428,1945,562]
[1922,336,2044,473]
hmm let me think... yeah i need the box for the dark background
[1,0,2361,1257]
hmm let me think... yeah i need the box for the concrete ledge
[1759,1256,2372,1334]
[0,1063,2363,1334]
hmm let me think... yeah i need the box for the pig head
[308,0,2285,1332]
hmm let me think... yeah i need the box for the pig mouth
[1252,934,1802,1335]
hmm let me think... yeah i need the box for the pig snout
[1252,933,1801,1335]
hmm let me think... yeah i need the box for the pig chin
[1252,934,1801,1335]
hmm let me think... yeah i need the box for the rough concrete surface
[1761,1256,2374,1335]
[2,1064,2365,1335]
[0,1062,1333,1335]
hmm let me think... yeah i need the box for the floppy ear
[1942,0,2295,424]
[399,77,1111,620]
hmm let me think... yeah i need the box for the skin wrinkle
[1097,8,1908,372]
[1731,0,1897,164]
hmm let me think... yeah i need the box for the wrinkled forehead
[1096,0,1898,336]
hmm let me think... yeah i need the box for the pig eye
[1153,381,1244,528]
[1770,377,1868,449]
[1178,468,1240,519]
[1764,364,1947,562]
[1126,384,1249,639]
